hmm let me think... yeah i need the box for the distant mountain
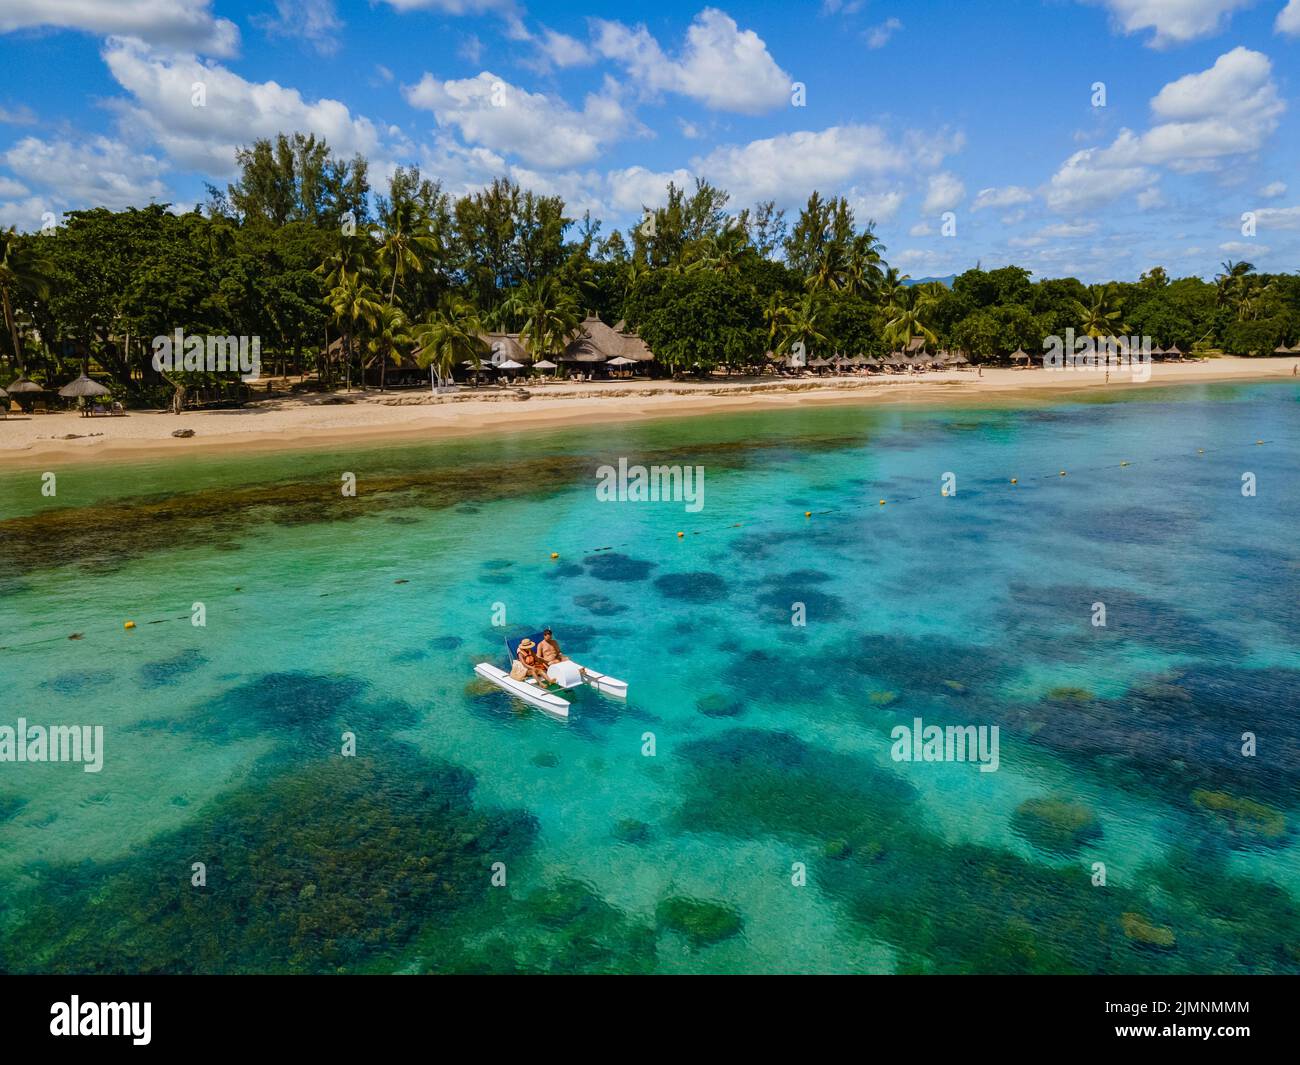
[902,275,957,288]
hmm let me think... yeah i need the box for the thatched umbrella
[58,373,111,399]
[6,377,45,411]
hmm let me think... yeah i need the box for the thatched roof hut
[482,333,528,365]
[6,377,45,393]
[58,374,111,398]
[561,313,655,364]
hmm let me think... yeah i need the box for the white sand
[2,358,1294,469]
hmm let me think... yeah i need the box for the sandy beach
[2,357,1294,469]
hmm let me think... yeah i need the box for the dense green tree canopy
[3,131,1298,404]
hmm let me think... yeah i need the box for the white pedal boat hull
[474,663,570,717]
[576,665,628,699]
[545,658,628,699]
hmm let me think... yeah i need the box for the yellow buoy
[878,499,886,506]
[1120,461,1130,467]
[549,552,558,559]
[123,620,136,630]
[1256,440,1264,445]
[1059,470,1067,477]
[804,511,812,518]
[677,531,685,538]
[1010,478,1018,485]
[1197,449,1204,454]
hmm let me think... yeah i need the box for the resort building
[359,313,656,386]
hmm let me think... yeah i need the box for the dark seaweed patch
[0,792,27,823]
[653,572,727,603]
[0,748,537,974]
[138,649,209,689]
[1005,582,1246,658]
[573,594,628,617]
[583,553,655,582]
[40,670,116,696]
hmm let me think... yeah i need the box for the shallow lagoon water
[1,381,1298,973]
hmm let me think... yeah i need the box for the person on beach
[515,639,551,685]
[537,629,567,667]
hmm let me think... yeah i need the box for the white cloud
[971,185,1033,211]
[1219,240,1269,254]
[865,17,902,49]
[1047,142,1159,212]
[4,134,168,211]
[1085,0,1253,48]
[254,0,342,56]
[0,0,239,56]
[604,165,695,213]
[908,221,933,237]
[1259,180,1287,199]
[102,37,382,174]
[0,195,49,230]
[1252,205,1300,230]
[0,103,37,124]
[1141,47,1283,169]
[533,27,595,69]
[404,71,634,169]
[922,171,965,213]
[1275,0,1300,34]
[690,125,957,207]
[382,0,516,10]
[1040,221,1099,237]
[457,35,483,63]
[592,8,791,114]
[849,188,905,223]
[0,175,30,197]
[1046,47,1282,212]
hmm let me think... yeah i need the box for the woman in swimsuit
[515,639,551,686]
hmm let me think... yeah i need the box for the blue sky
[0,0,1297,281]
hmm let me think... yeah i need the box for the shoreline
[2,358,1295,470]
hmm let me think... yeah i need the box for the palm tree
[877,266,910,311]
[762,293,791,354]
[807,240,849,294]
[414,295,487,387]
[317,232,372,292]
[326,274,382,390]
[843,227,886,299]
[776,291,828,363]
[517,277,581,363]
[376,201,438,389]
[883,286,938,351]
[687,225,749,276]
[365,303,412,388]
[1074,283,1126,338]
[0,227,54,375]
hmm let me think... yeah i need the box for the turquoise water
[1,381,1298,973]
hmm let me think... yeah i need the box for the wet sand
[2,358,1295,469]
